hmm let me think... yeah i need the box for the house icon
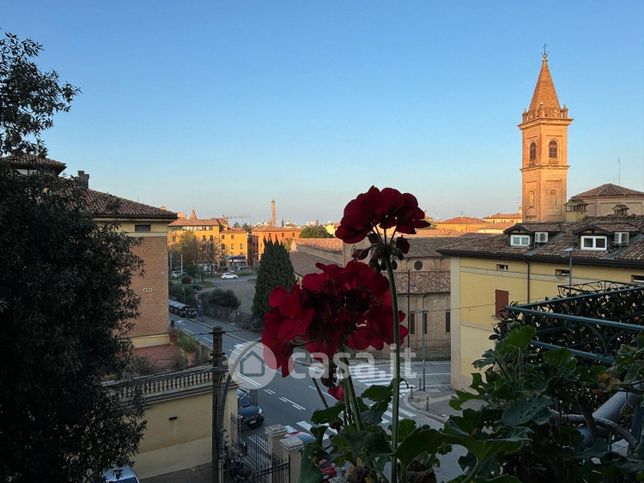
[240,351,265,378]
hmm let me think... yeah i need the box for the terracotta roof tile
[439,214,644,266]
[1,153,66,174]
[295,238,343,252]
[436,216,487,224]
[83,189,176,220]
[170,218,223,227]
[394,271,450,295]
[573,183,644,199]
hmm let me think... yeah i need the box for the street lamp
[562,247,574,287]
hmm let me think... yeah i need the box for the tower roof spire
[521,52,569,123]
[528,54,560,113]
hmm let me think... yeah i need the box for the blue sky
[3,1,643,223]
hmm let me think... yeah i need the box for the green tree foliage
[202,288,241,310]
[0,31,78,156]
[252,239,295,321]
[0,168,145,480]
[300,225,333,238]
[175,231,199,267]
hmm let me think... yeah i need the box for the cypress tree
[252,239,295,322]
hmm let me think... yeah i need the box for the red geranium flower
[261,261,408,390]
[335,186,429,244]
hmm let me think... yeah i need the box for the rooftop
[573,183,644,199]
[84,189,176,220]
[439,215,644,267]
[295,238,343,253]
[436,216,487,225]
[0,153,67,175]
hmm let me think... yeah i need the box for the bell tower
[519,53,572,223]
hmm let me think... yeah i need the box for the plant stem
[384,254,400,483]
[342,356,363,430]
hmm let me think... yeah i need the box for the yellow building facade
[446,252,643,389]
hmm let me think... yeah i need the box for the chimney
[565,198,588,223]
[77,170,90,189]
[271,200,277,227]
[613,204,629,216]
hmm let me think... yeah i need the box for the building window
[555,268,570,277]
[445,310,451,333]
[510,235,530,247]
[528,191,535,208]
[496,264,509,271]
[414,261,423,270]
[422,311,428,334]
[549,140,558,158]
[202,235,206,241]
[221,234,225,239]
[134,224,151,232]
[495,289,509,318]
[529,142,536,163]
[632,275,644,284]
[409,313,415,335]
[231,234,235,239]
[172,235,176,242]
[581,236,607,251]
[240,243,243,249]
[210,235,214,241]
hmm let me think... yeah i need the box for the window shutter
[495,290,509,317]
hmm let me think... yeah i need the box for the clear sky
[3,1,643,223]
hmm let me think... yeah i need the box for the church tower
[519,53,572,222]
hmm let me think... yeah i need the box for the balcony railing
[103,365,216,401]
[504,284,644,363]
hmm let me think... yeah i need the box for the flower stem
[342,356,363,430]
[384,254,400,483]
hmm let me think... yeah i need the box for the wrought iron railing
[504,285,644,363]
[103,365,214,400]
[558,280,637,298]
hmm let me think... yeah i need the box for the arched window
[528,191,535,208]
[529,142,536,164]
[549,140,558,159]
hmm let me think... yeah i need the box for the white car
[221,272,238,279]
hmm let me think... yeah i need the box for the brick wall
[130,235,169,339]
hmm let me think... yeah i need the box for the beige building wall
[135,387,238,478]
[450,255,643,389]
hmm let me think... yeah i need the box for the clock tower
[519,53,572,223]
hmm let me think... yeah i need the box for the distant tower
[271,200,277,227]
[190,208,198,220]
[519,52,573,223]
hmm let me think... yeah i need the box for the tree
[0,31,78,156]
[0,167,145,480]
[252,239,295,321]
[175,231,199,268]
[300,225,333,238]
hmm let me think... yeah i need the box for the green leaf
[501,396,551,427]
[361,400,389,425]
[398,418,417,440]
[361,383,393,403]
[311,403,345,425]
[298,444,324,483]
[394,428,444,470]
[498,326,536,355]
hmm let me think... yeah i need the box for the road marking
[399,407,416,417]
[296,421,333,439]
[292,403,306,410]
[264,389,276,395]
[279,397,290,403]
[236,374,261,387]
[308,385,337,399]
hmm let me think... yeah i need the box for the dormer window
[581,235,607,251]
[510,234,530,247]
[614,232,630,246]
[534,232,548,243]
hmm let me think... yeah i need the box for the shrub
[202,289,241,309]
[176,332,198,353]
[181,276,192,285]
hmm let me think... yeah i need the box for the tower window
[528,191,535,208]
[549,140,558,159]
[550,190,558,208]
[529,142,536,164]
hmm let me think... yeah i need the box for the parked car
[221,272,238,279]
[103,465,140,483]
[237,389,264,428]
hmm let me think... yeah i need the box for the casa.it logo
[228,341,276,390]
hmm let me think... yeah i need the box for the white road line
[359,377,393,384]
[279,397,290,403]
[236,374,261,387]
[384,410,393,418]
[292,403,306,410]
[381,418,390,424]
[399,407,416,417]
[264,388,276,395]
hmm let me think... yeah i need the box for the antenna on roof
[542,43,548,59]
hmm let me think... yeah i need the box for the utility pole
[212,326,224,483]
